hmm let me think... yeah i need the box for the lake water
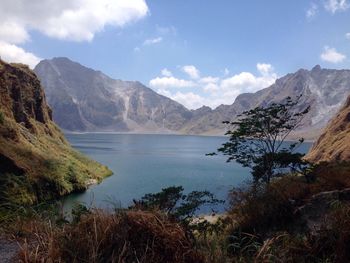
[63,133,312,213]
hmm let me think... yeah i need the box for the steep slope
[306,95,350,163]
[182,65,350,139]
[34,57,192,132]
[0,60,111,205]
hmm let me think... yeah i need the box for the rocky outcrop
[294,188,350,233]
[306,95,350,163]
[0,60,111,205]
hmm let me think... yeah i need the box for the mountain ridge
[35,58,350,140]
[35,57,192,133]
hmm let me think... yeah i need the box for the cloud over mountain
[150,63,277,109]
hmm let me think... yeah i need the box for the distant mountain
[181,65,350,140]
[34,57,192,132]
[34,59,350,140]
[306,94,350,162]
[0,59,110,204]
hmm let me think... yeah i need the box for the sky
[0,0,349,110]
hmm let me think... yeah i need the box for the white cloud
[203,83,220,93]
[306,3,318,19]
[182,65,200,79]
[346,33,350,39]
[150,63,277,109]
[320,46,346,63]
[161,68,173,77]
[257,63,274,76]
[149,76,196,89]
[324,0,349,13]
[224,68,230,76]
[0,0,149,43]
[143,37,163,46]
[199,76,219,84]
[0,22,30,44]
[0,41,41,68]
[163,91,206,109]
[221,69,276,95]
[0,0,148,67]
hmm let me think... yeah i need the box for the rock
[306,95,350,162]
[34,57,192,133]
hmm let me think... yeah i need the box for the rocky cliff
[306,95,350,163]
[34,57,192,133]
[0,60,111,205]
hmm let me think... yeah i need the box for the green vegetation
[0,115,112,205]
[211,96,310,184]
[132,186,223,222]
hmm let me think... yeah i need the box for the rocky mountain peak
[34,58,192,132]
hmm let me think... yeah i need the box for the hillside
[34,58,192,133]
[0,60,111,205]
[182,65,350,140]
[306,94,350,162]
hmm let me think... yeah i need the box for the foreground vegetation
[0,162,349,262]
[1,93,349,262]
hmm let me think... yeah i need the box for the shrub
[228,183,296,236]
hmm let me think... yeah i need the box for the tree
[212,96,311,184]
[131,186,223,222]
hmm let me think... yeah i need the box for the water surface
[63,133,311,213]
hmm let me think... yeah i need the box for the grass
[0,115,112,205]
[15,208,205,263]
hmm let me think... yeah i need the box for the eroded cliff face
[306,95,350,163]
[34,57,192,133]
[0,60,111,204]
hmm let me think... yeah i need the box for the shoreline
[63,131,316,142]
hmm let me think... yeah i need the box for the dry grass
[18,209,205,263]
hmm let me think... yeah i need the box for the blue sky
[0,0,349,109]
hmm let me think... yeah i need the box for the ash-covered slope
[0,60,110,205]
[306,94,350,163]
[182,65,350,140]
[34,57,192,132]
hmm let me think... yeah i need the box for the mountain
[0,59,111,205]
[182,65,350,140]
[34,57,192,132]
[35,59,350,140]
[306,94,350,162]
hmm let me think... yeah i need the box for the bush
[228,183,296,236]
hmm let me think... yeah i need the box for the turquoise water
[63,133,312,213]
